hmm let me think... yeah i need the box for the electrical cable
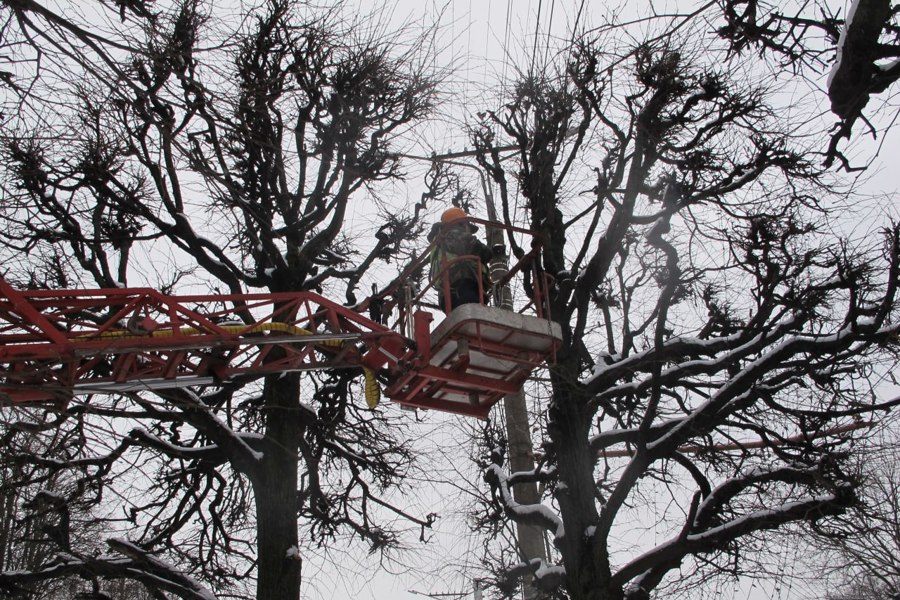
[502,0,512,87]
[544,0,556,67]
[531,0,544,72]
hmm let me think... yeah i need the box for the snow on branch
[587,327,749,384]
[485,463,565,541]
[646,320,900,455]
[587,316,802,407]
[502,557,567,591]
[153,388,264,468]
[129,428,222,460]
[107,538,217,600]
[694,461,844,528]
[612,491,851,588]
[0,540,217,600]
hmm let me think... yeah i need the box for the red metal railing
[373,217,553,333]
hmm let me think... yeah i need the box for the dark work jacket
[428,222,493,290]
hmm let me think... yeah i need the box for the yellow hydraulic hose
[364,367,381,409]
[80,321,381,408]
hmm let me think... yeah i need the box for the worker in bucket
[428,207,496,313]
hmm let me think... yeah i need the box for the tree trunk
[549,372,611,600]
[254,372,302,600]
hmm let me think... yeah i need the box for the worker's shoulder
[427,222,443,242]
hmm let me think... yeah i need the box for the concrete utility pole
[477,169,548,600]
[502,389,548,599]
[424,151,549,599]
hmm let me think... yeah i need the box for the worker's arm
[473,238,494,263]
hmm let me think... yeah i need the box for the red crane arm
[0,220,561,417]
[0,281,407,404]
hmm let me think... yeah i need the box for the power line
[502,0,513,88]
[573,0,586,36]
[466,0,473,104]
[531,0,543,72]
[568,0,587,58]
[544,0,556,67]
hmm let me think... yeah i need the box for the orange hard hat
[441,207,468,224]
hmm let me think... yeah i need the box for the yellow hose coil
[81,321,380,407]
